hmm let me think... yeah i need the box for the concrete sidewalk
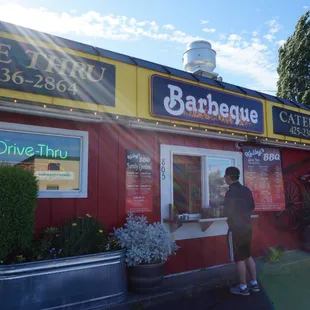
[145,286,273,310]
[100,260,272,310]
[103,250,308,310]
[259,250,310,310]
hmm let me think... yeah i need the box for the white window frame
[160,144,243,240]
[0,121,88,199]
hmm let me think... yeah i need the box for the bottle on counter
[220,206,225,217]
[169,203,178,220]
[174,205,179,219]
[169,204,174,220]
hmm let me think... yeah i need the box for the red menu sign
[125,150,153,213]
[243,147,285,211]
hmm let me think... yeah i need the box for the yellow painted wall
[1,31,310,142]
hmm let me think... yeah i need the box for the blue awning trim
[195,75,223,88]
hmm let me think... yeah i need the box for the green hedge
[0,166,38,262]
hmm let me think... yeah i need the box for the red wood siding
[0,112,302,275]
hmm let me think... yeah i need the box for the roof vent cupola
[182,40,222,81]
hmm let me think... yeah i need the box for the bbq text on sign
[273,106,310,139]
[0,38,116,106]
[151,75,264,133]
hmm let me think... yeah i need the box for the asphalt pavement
[145,286,274,310]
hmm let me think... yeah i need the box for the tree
[277,11,310,105]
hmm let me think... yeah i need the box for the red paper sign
[243,147,285,211]
[125,150,153,213]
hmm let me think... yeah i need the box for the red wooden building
[0,21,308,275]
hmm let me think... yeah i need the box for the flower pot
[128,261,165,294]
[0,250,127,310]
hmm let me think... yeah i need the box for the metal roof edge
[0,21,308,112]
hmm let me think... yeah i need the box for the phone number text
[0,68,78,95]
[289,126,310,138]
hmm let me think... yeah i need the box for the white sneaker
[249,283,260,292]
[230,285,250,296]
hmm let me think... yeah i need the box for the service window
[161,145,243,220]
[173,155,202,214]
[0,122,88,198]
[207,157,235,209]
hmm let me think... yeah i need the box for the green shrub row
[0,166,121,264]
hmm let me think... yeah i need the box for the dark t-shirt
[224,182,255,232]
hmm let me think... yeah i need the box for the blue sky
[0,0,309,94]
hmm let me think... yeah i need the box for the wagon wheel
[285,179,303,211]
[301,182,310,208]
[275,180,303,231]
[276,208,301,231]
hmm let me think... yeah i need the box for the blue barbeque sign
[150,75,264,133]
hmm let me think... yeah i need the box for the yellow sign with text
[1,31,310,141]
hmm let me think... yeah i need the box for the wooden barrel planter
[127,262,165,294]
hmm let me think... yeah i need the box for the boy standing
[224,166,260,296]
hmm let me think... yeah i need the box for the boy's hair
[225,167,240,182]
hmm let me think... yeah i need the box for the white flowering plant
[113,213,179,267]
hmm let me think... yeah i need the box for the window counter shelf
[199,217,227,232]
[163,215,259,235]
[163,219,200,224]
[199,215,259,232]
[163,218,199,232]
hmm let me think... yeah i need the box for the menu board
[242,146,285,211]
[125,150,153,213]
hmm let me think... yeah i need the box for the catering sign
[0,37,116,106]
[273,106,310,140]
[151,75,264,133]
